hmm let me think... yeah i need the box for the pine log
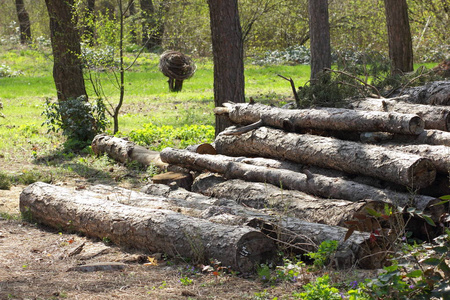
[213,126,436,188]
[361,129,450,147]
[91,134,167,169]
[19,182,276,273]
[215,102,424,135]
[138,183,388,269]
[390,81,450,105]
[159,148,440,215]
[350,98,450,131]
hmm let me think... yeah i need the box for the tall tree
[45,0,87,102]
[207,0,245,135]
[140,0,169,51]
[15,0,31,44]
[383,0,414,74]
[308,0,331,81]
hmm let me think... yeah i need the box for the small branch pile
[159,50,196,92]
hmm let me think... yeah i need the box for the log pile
[21,81,450,272]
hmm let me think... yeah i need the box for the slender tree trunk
[140,0,169,51]
[308,0,331,81]
[15,0,31,44]
[85,0,96,45]
[45,0,87,102]
[383,0,414,75]
[207,0,245,135]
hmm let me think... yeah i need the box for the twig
[323,68,381,98]
[277,74,300,107]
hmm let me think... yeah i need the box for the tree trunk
[391,81,450,105]
[216,102,425,135]
[91,134,167,169]
[207,0,245,135]
[20,182,276,273]
[159,148,440,215]
[213,126,436,188]
[362,129,450,147]
[84,0,96,45]
[308,0,331,81]
[350,98,450,131]
[15,0,31,44]
[45,0,87,102]
[383,0,414,74]
[140,0,169,51]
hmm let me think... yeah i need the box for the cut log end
[410,159,436,189]
[409,116,425,135]
[236,231,277,273]
[186,143,217,155]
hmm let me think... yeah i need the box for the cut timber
[19,182,276,273]
[350,98,450,131]
[138,183,388,269]
[390,81,450,105]
[361,129,450,147]
[186,143,217,155]
[151,172,193,190]
[91,134,167,169]
[213,126,436,188]
[215,102,424,135]
[159,148,440,213]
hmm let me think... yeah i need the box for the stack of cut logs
[20,81,450,272]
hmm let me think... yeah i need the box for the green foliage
[42,96,108,146]
[0,172,12,190]
[179,276,193,286]
[294,274,342,300]
[0,64,23,77]
[129,122,215,151]
[306,240,339,269]
[275,258,305,282]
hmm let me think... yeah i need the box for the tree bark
[216,102,425,135]
[45,0,87,102]
[20,182,276,273]
[91,134,167,169]
[159,148,440,214]
[15,0,31,44]
[391,81,450,105]
[213,126,436,188]
[350,98,450,131]
[383,0,414,74]
[207,0,245,135]
[308,0,331,81]
[140,0,169,51]
[362,129,450,147]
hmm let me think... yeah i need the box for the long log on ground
[213,126,436,188]
[159,148,441,215]
[137,183,388,269]
[390,81,450,105]
[19,182,276,273]
[91,134,167,169]
[215,102,424,135]
[350,98,450,131]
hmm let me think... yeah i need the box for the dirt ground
[0,183,301,300]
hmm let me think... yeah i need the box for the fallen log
[138,182,388,269]
[390,81,450,105]
[19,182,276,273]
[350,98,450,131]
[360,129,450,147]
[159,148,440,215]
[213,126,436,188]
[91,134,167,169]
[215,102,424,135]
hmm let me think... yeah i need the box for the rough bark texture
[45,0,87,101]
[139,182,388,269]
[213,127,436,188]
[159,148,439,214]
[207,0,245,135]
[350,98,450,131]
[15,0,31,44]
[360,129,450,147]
[19,182,276,273]
[383,0,414,74]
[391,81,450,105]
[91,134,167,169]
[217,102,424,135]
[308,0,331,81]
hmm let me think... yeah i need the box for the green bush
[0,172,11,190]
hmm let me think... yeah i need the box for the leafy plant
[275,258,305,282]
[179,276,193,286]
[306,240,338,270]
[294,274,342,300]
[42,95,108,147]
[0,172,11,190]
